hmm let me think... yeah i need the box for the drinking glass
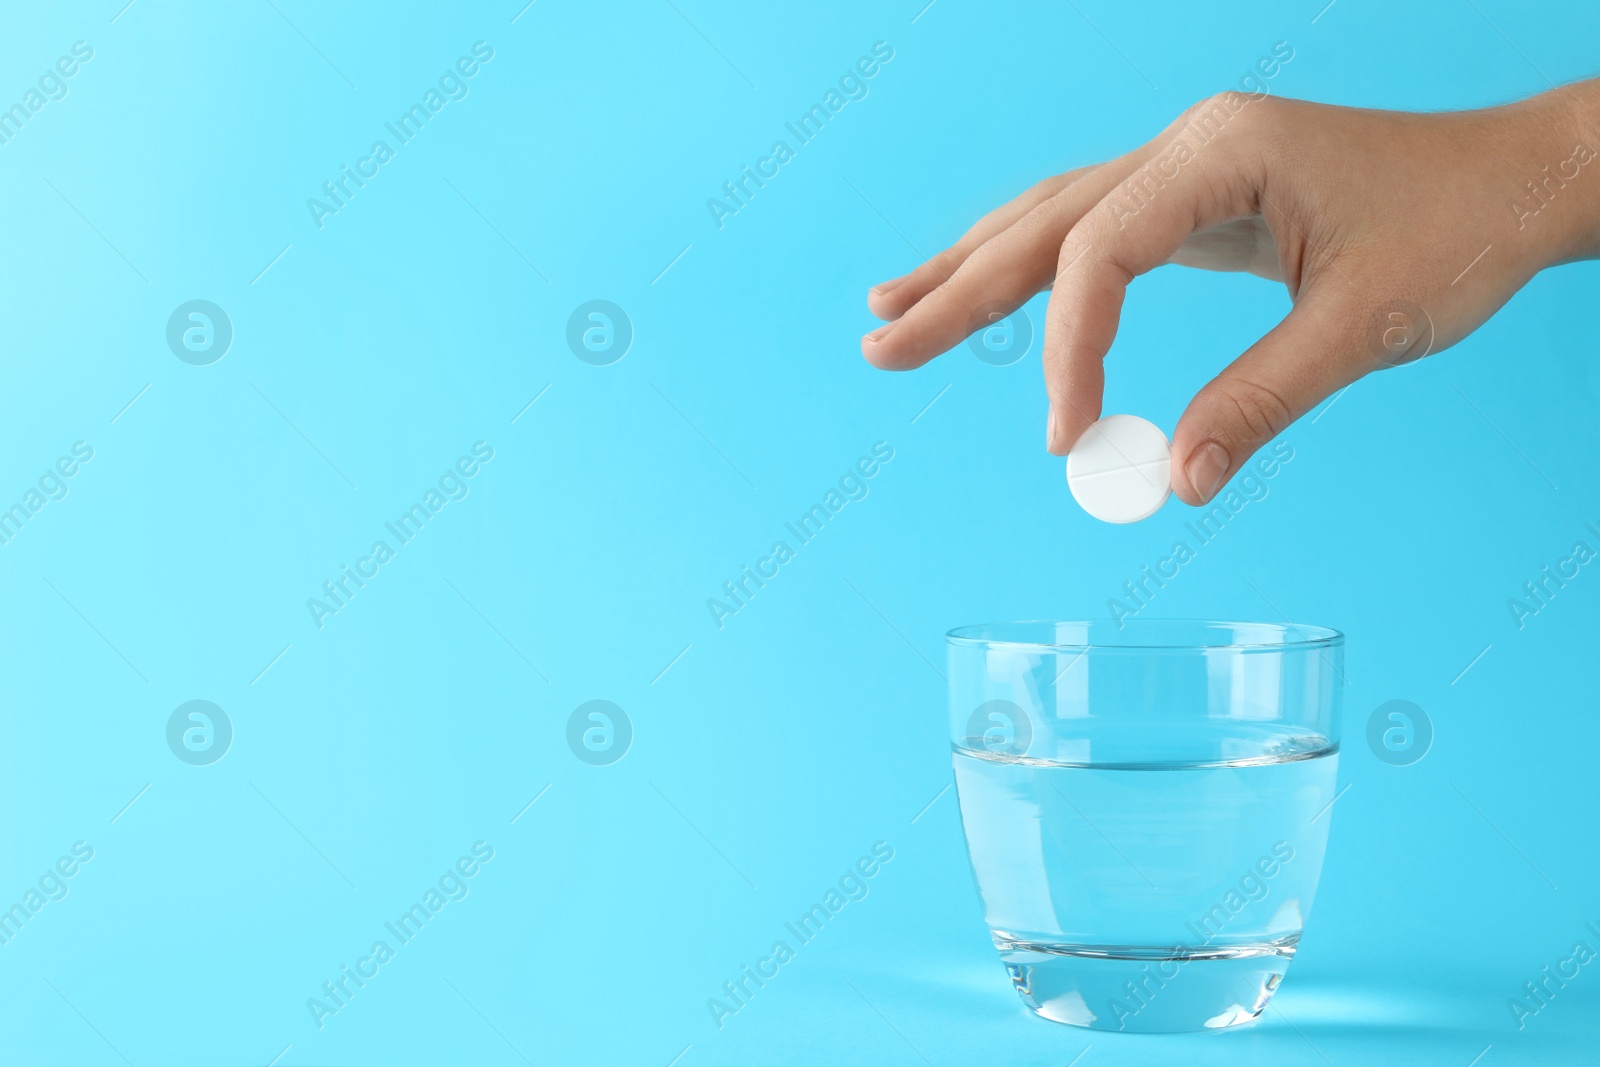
[947,619,1343,1033]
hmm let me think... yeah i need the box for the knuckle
[1210,374,1293,443]
[1184,92,1230,118]
[926,246,965,279]
[1229,96,1286,152]
[1051,164,1097,192]
[1182,90,1278,144]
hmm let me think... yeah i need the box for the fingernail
[871,274,911,297]
[1046,407,1058,451]
[863,321,895,345]
[1184,442,1231,504]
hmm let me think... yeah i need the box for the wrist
[1510,80,1600,266]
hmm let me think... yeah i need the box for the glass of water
[947,619,1343,1033]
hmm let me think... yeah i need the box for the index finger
[1043,94,1273,455]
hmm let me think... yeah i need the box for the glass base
[996,935,1296,1033]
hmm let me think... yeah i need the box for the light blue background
[1,1,1597,1063]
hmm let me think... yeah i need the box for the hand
[862,83,1600,505]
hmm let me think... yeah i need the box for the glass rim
[945,618,1344,653]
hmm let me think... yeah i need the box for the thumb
[1170,299,1361,506]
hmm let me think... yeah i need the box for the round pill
[1066,414,1172,524]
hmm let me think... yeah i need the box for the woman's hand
[862,83,1600,505]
